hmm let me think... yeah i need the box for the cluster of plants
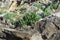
[43,1,59,17]
[34,1,59,17]
[14,11,41,28]
[3,10,40,28]
[2,1,59,29]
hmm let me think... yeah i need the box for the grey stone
[0,0,12,9]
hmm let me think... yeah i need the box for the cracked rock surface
[0,13,60,40]
[33,13,60,40]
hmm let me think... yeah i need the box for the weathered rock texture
[0,0,60,40]
[0,13,60,40]
[0,0,56,11]
[0,0,12,9]
[0,0,21,11]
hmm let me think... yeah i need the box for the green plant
[2,1,59,29]
[34,2,44,10]
[10,19,16,25]
[40,1,59,17]
[4,12,16,19]
[17,6,26,13]
[15,19,26,28]
[0,9,6,14]
[23,11,41,25]
[4,12,16,24]
[14,11,41,28]
[52,1,59,9]
[43,6,51,17]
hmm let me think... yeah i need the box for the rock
[42,22,57,39]
[30,32,43,40]
[0,0,21,11]
[8,0,17,12]
[54,12,60,17]
[0,0,12,9]
[2,28,31,39]
[0,32,6,39]
[32,13,60,40]
[1,12,60,40]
